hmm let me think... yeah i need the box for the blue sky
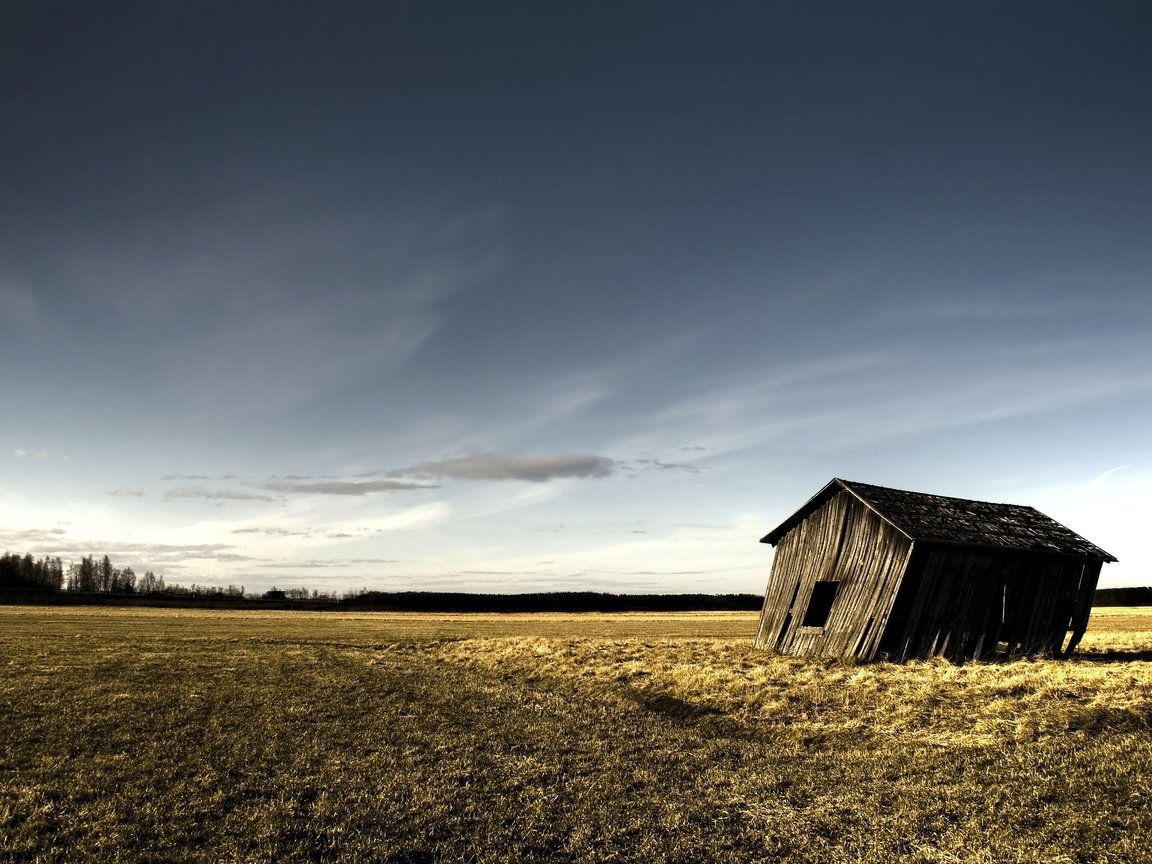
[1,2,1149,592]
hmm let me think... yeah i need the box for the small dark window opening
[801,581,840,628]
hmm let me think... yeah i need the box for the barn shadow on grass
[620,687,748,736]
[625,689,723,719]
[1074,649,1152,663]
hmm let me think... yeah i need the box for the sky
[1,1,1150,594]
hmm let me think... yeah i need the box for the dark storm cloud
[393,454,616,483]
[263,479,436,496]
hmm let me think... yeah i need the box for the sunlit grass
[2,605,1150,862]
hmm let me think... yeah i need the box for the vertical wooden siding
[754,491,913,659]
[884,548,1102,661]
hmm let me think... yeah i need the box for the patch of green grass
[2,607,1150,862]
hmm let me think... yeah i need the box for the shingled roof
[761,478,1117,561]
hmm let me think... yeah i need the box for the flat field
[2,606,1151,864]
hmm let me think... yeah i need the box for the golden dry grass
[2,605,1150,863]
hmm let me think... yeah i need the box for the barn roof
[761,478,1117,561]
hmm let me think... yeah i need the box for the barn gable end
[755,479,1116,662]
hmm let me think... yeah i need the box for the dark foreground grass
[1,607,1150,863]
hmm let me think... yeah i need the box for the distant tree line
[7,547,1143,611]
[1094,587,1152,607]
[0,552,65,593]
[1,550,177,599]
[63,556,247,599]
[263,587,341,602]
[64,554,141,593]
[336,590,764,613]
[2,558,764,611]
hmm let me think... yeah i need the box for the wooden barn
[754,479,1117,662]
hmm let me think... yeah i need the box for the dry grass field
[2,605,1151,863]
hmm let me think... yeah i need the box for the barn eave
[760,478,1115,562]
[760,478,915,546]
[911,537,1117,563]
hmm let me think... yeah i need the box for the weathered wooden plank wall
[756,487,1105,662]
[884,549,1100,661]
[1063,560,1102,656]
[754,491,912,659]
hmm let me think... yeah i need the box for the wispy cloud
[353,502,452,532]
[1084,466,1129,496]
[0,527,69,546]
[263,479,436,496]
[255,560,353,569]
[12,448,67,462]
[532,521,650,536]
[815,365,1152,452]
[253,557,401,569]
[91,196,507,417]
[625,458,703,474]
[231,526,309,536]
[165,486,276,502]
[0,532,253,569]
[109,487,146,497]
[586,569,708,576]
[393,453,616,482]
